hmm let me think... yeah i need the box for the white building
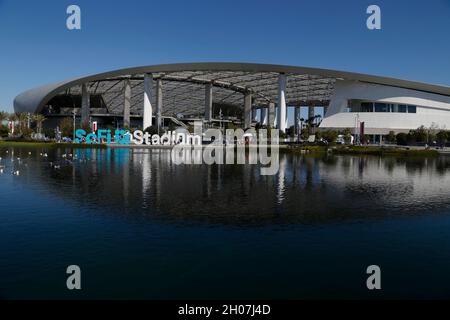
[321,79,450,136]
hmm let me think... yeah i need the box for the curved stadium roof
[14,62,450,117]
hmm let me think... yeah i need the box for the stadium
[13,62,450,141]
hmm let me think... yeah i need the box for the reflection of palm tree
[33,114,46,134]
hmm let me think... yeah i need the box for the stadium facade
[14,63,450,138]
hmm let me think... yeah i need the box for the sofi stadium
[14,63,450,140]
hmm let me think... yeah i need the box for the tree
[0,112,8,138]
[386,131,396,144]
[144,126,159,136]
[341,128,353,144]
[321,130,338,144]
[33,114,46,134]
[413,126,428,143]
[436,130,448,146]
[0,125,8,138]
[396,133,408,146]
[60,117,74,138]
[15,112,29,134]
[0,111,8,123]
[301,128,310,140]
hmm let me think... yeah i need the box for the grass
[332,145,439,157]
[283,145,439,157]
[282,145,328,154]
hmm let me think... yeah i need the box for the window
[408,105,417,113]
[398,105,407,113]
[361,102,373,112]
[355,102,418,113]
[375,103,389,112]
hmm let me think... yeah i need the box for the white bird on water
[13,170,20,176]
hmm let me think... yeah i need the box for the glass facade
[351,102,418,113]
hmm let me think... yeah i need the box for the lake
[1,146,450,299]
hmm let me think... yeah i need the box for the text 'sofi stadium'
[14,63,450,139]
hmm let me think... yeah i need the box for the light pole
[354,113,360,145]
[72,109,76,142]
[219,108,223,141]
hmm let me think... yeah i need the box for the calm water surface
[1,146,450,299]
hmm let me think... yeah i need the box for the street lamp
[72,109,76,142]
[354,113,360,145]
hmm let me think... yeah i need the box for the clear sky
[0,0,449,114]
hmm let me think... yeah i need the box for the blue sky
[0,0,449,114]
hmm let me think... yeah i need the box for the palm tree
[17,113,28,133]
[33,114,46,134]
[0,111,8,125]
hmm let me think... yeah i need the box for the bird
[13,170,20,176]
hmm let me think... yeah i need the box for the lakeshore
[0,140,444,157]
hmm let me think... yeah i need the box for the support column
[156,78,163,129]
[294,107,300,135]
[143,73,153,130]
[323,105,329,118]
[123,79,131,128]
[81,83,90,125]
[277,74,287,133]
[260,107,267,126]
[308,103,315,122]
[205,83,213,123]
[268,102,276,128]
[244,92,252,129]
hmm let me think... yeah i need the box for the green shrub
[396,133,408,145]
[0,125,9,138]
[144,126,159,135]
